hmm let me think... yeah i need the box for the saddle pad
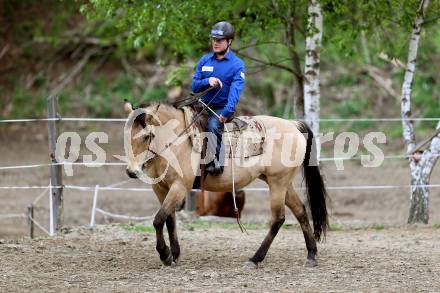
[182,107,266,158]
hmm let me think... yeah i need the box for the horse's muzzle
[126,169,138,179]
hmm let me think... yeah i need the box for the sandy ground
[0,224,439,292]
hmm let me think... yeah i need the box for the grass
[122,221,440,234]
[372,223,385,231]
[329,223,344,231]
[122,223,155,233]
[330,223,387,231]
[184,219,268,231]
[121,220,299,233]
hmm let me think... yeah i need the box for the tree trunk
[292,56,304,120]
[304,0,323,163]
[284,3,304,119]
[408,122,440,223]
[400,0,431,223]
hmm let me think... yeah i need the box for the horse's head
[123,100,161,179]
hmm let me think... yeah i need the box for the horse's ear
[124,99,133,114]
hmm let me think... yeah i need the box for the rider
[192,21,246,175]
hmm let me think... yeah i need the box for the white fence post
[90,185,100,228]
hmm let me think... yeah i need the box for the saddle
[182,106,266,159]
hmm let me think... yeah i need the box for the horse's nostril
[126,169,138,179]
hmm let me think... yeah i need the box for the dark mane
[133,100,208,130]
[135,101,176,110]
[133,102,179,128]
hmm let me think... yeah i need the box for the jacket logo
[240,72,245,79]
[202,66,214,72]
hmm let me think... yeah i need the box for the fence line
[28,214,50,235]
[1,117,440,124]
[33,186,49,205]
[0,162,126,171]
[0,118,127,123]
[0,213,27,220]
[1,112,439,235]
[95,208,154,222]
[3,153,440,172]
[1,183,440,192]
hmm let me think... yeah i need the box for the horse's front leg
[153,182,186,266]
[166,211,180,263]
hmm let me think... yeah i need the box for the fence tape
[0,118,127,123]
[4,153,440,171]
[1,183,440,192]
[32,185,49,205]
[0,162,126,171]
[95,208,154,221]
[0,214,26,220]
[1,117,440,123]
[28,215,50,235]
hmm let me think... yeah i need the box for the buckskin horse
[123,101,328,268]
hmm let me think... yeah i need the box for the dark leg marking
[285,188,318,266]
[249,217,285,264]
[166,212,180,262]
[153,208,172,265]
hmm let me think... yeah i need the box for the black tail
[297,121,329,241]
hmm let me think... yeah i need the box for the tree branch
[235,51,303,80]
[49,48,99,96]
[234,41,285,52]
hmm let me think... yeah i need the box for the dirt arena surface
[0,224,439,292]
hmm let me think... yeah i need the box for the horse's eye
[144,133,154,142]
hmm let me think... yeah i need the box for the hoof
[304,258,317,267]
[161,254,173,266]
[242,261,258,269]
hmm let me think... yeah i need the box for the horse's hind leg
[247,182,287,267]
[285,186,318,267]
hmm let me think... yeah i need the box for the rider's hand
[219,115,226,123]
[208,77,223,88]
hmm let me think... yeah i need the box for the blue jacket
[192,50,245,118]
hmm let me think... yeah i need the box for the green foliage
[322,0,422,58]
[4,0,440,135]
[9,86,47,118]
[165,65,193,87]
[334,99,369,117]
[80,0,309,60]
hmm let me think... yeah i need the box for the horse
[123,101,329,268]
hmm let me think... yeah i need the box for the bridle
[139,86,222,164]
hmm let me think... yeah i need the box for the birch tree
[399,0,440,224]
[304,0,323,162]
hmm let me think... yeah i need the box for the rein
[198,99,248,234]
[143,86,222,163]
